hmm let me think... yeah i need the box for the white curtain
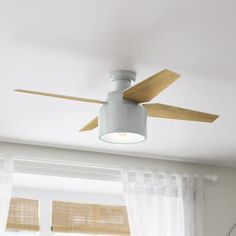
[122,169,204,236]
[0,158,14,235]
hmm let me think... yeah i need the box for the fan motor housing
[99,89,147,144]
[99,101,147,143]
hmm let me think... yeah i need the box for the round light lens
[100,132,146,144]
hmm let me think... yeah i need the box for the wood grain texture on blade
[143,103,219,123]
[80,117,98,131]
[15,89,106,104]
[123,69,180,103]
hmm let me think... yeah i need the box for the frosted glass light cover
[100,132,146,144]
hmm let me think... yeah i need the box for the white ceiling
[0,0,236,166]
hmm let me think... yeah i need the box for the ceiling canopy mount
[110,70,136,91]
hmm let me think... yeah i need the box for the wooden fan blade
[80,117,98,131]
[15,89,106,104]
[143,103,219,123]
[123,69,180,103]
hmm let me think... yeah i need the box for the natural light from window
[6,232,38,236]
[54,234,115,236]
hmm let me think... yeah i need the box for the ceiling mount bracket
[110,70,136,91]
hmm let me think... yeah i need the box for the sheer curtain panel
[122,169,204,236]
[0,158,14,235]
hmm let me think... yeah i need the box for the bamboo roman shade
[6,198,40,232]
[52,201,130,235]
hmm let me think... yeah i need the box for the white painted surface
[205,184,236,236]
[13,173,123,195]
[0,0,235,166]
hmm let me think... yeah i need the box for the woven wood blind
[6,198,40,232]
[52,201,130,235]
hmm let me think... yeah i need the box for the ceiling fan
[15,69,219,144]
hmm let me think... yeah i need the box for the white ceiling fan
[15,69,219,144]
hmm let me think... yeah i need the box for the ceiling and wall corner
[0,0,236,166]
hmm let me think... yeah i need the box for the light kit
[99,71,146,144]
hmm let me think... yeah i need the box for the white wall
[1,141,236,235]
[205,180,236,235]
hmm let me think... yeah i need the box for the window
[54,234,116,236]
[5,232,38,236]
[52,201,129,235]
[4,196,128,235]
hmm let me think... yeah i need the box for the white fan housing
[99,70,147,144]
